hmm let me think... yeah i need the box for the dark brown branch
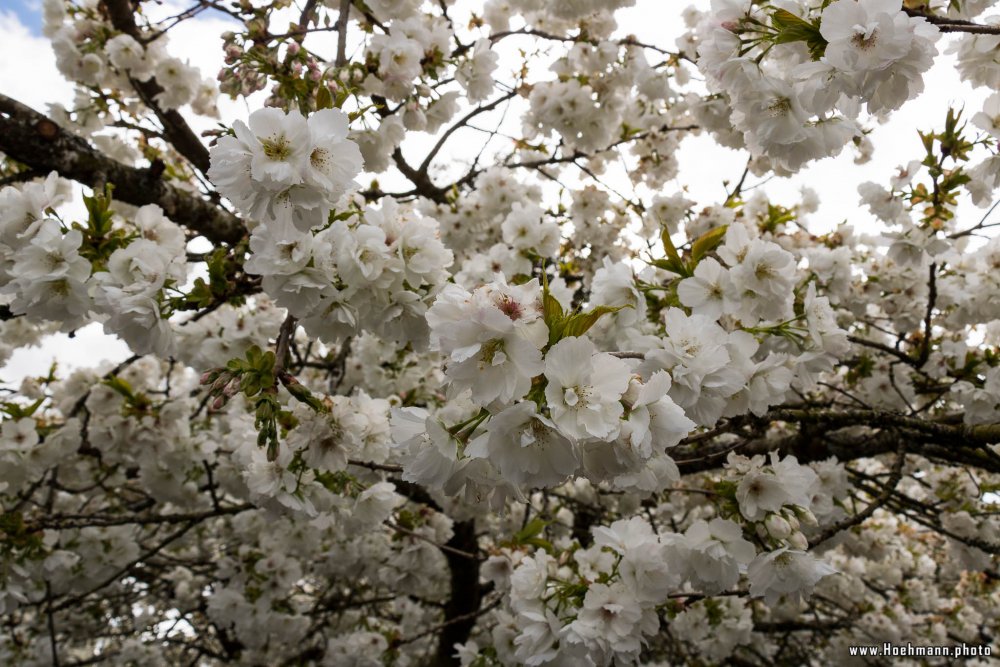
[674,407,1000,476]
[45,582,61,667]
[391,147,448,203]
[431,520,483,667]
[918,262,937,366]
[810,442,906,547]
[459,27,683,58]
[27,503,253,531]
[398,596,500,649]
[327,335,353,394]
[50,521,199,613]
[765,408,1000,446]
[100,0,213,174]
[417,91,517,175]
[335,0,351,67]
[847,334,920,368]
[903,7,1000,35]
[0,167,44,187]
[0,94,245,245]
[348,459,404,473]
[274,314,298,374]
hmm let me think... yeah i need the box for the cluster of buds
[757,507,819,551]
[199,368,244,412]
[200,345,328,460]
[199,345,276,410]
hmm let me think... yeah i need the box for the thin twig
[335,0,351,67]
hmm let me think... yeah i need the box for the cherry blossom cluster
[2,0,1000,664]
[44,0,218,118]
[0,175,186,356]
[208,107,363,232]
[694,0,940,170]
[486,512,834,666]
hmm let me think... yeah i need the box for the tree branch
[903,7,1000,35]
[810,441,906,547]
[100,0,213,174]
[0,94,245,245]
[432,519,483,667]
[417,91,517,175]
[335,0,351,67]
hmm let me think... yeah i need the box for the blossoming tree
[1,0,999,664]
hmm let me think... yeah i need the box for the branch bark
[431,520,483,667]
[674,407,1000,475]
[903,7,1000,35]
[0,94,245,245]
[100,0,213,174]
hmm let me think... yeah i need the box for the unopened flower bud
[210,373,231,393]
[765,514,792,540]
[786,513,800,532]
[788,531,808,550]
[796,507,818,528]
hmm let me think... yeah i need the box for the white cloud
[0,11,74,111]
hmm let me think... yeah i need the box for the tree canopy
[1,0,999,665]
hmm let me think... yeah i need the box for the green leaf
[509,273,533,285]
[770,8,827,59]
[562,304,630,339]
[543,291,564,325]
[280,374,327,413]
[316,85,334,110]
[258,350,276,374]
[103,376,135,401]
[515,518,548,543]
[649,257,689,277]
[245,345,262,366]
[543,290,567,346]
[690,225,728,265]
[659,229,692,277]
[661,227,682,265]
[186,278,213,308]
[0,398,45,420]
[241,375,261,397]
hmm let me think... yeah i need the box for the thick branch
[335,0,351,67]
[903,7,1000,35]
[0,94,245,245]
[675,408,1000,475]
[431,520,483,667]
[765,408,1000,446]
[100,0,213,174]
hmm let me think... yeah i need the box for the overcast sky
[0,0,994,385]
